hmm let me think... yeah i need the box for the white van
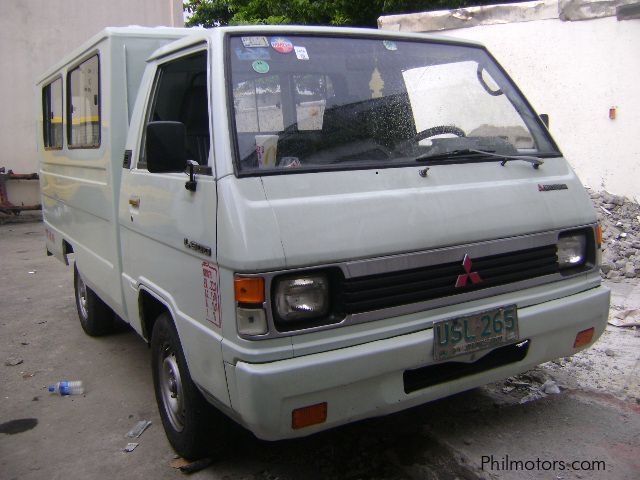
[37,25,610,459]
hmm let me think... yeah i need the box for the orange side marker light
[595,224,603,248]
[292,402,327,430]
[574,327,595,348]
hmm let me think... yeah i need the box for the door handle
[129,196,140,208]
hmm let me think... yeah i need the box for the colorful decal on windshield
[235,47,271,61]
[382,40,398,51]
[294,46,309,60]
[202,262,221,327]
[270,36,294,54]
[252,60,270,74]
[242,36,269,48]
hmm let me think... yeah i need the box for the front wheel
[151,312,227,459]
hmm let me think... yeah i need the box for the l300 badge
[184,238,212,257]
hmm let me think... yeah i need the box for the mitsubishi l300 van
[37,26,609,459]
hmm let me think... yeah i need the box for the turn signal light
[234,277,265,304]
[292,402,327,429]
[595,224,603,247]
[574,327,595,348]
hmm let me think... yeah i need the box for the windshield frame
[223,31,561,178]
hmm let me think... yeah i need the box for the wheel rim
[77,275,88,320]
[159,346,185,432]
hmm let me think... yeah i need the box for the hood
[257,157,596,269]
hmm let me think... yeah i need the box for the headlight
[558,232,587,269]
[274,274,329,322]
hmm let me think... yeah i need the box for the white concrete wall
[380,2,640,198]
[0,0,183,206]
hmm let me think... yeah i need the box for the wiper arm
[414,149,488,162]
[415,148,544,169]
[468,149,544,169]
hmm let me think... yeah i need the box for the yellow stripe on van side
[70,115,100,125]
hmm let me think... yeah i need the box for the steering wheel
[414,125,466,142]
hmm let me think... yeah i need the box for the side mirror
[539,114,549,128]
[146,121,187,173]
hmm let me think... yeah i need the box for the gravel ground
[590,189,640,280]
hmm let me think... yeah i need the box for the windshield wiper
[415,148,544,169]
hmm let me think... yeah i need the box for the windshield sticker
[202,262,221,328]
[270,36,294,54]
[235,47,271,61]
[251,60,270,74]
[242,36,269,48]
[294,46,309,60]
[382,40,398,51]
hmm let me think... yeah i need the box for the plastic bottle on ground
[48,381,84,395]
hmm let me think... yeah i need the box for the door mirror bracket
[539,114,549,128]
[185,160,198,192]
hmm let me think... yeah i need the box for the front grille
[339,245,558,314]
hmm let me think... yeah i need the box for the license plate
[433,305,519,361]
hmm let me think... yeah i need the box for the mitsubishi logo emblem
[455,254,482,288]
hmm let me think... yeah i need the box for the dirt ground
[1,220,639,480]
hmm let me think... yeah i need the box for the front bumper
[224,285,609,440]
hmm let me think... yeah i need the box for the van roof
[147,24,484,61]
[37,25,484,83]
[36,26,194,84]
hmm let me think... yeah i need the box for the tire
[74,264,115,336]
[151,312,227,459]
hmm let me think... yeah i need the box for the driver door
[119,46,218,334]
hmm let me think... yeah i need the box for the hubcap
[77,276,88,320]
[159,347,185,432]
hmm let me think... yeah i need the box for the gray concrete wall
[0,0,183,206]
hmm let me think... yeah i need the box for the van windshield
[227,35,558,175]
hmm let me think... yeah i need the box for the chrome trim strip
[344,230,559,278]
[238,224,598,340]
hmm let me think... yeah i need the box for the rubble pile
[589,189,640,280]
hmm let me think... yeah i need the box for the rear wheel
[74,265,114,336]
[151,312,227,459]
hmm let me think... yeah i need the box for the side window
[42,78,63,149]
[67,55,100,148]
[139,50,209,168]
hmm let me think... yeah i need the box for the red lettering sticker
[201,262,221,327]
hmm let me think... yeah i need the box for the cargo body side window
[67,55,100,148]
[42,78,63,149]
[139,51,210,169]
